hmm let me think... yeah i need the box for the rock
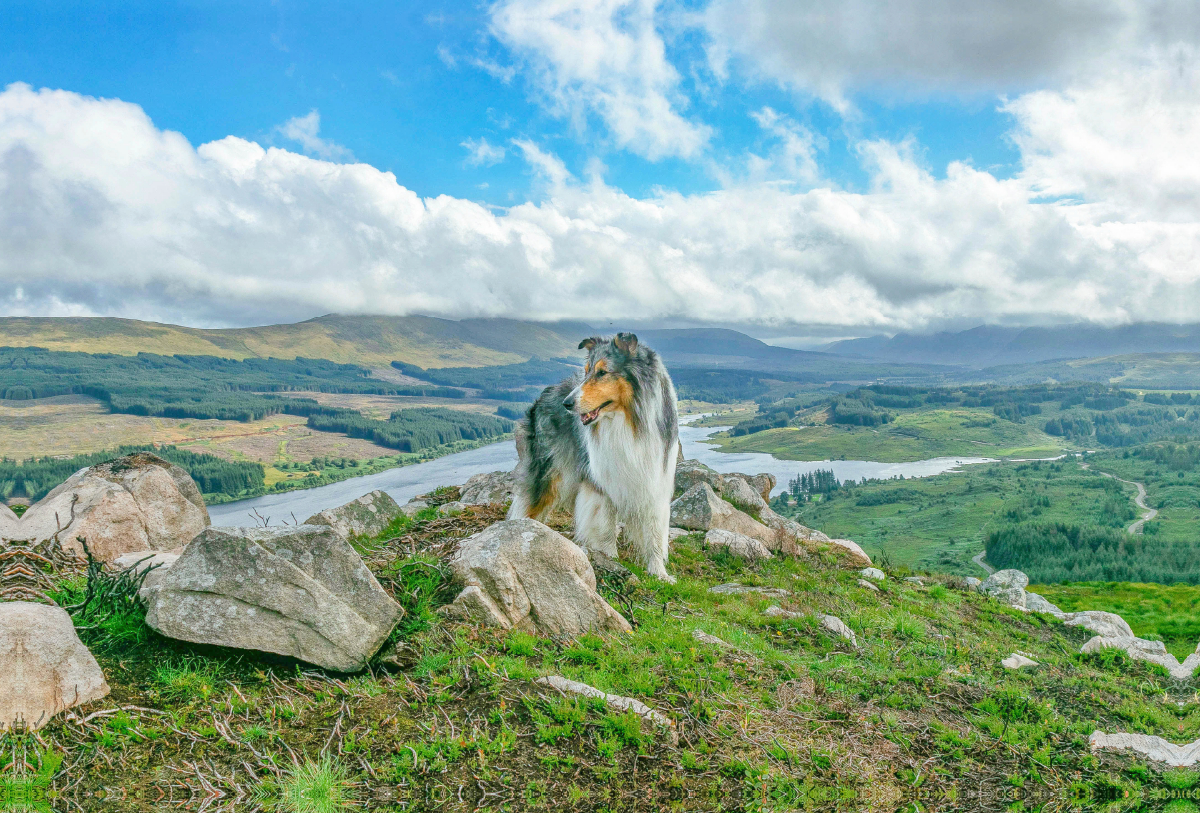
[963,577,981,590]
[707,582,791,598]
[691,629,734,649]
[744,473,776,502]
[668,527,692,541]
[143,525,401,671]
[991,588,1027,609]
[819,614,858,647]
[1064,610,1134,639]
[437,501,467,516]
[720,477,768,515]
[1090,731,1200,767]
[1080,635,1200,680]
[536,676,674,734]
[459,471,516,506]
[674,460,722,496]
[670,484,777,549]
[704,529,773,561]
[303,490,402,540]
[400,500,428,517]
[860,567,885,582]
[904,576,925,586]
[827,539,872,567]
[764,605,803,620]
[589,550,640,587]
[0,602,109,731]
[1001,653,1039,670]
[857,579,880,591]
[444,519,631,636]
[18,452,209,561]
[1024,592,1065,617]
[980,569,1029,594]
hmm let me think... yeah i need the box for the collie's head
[565,332,660,428]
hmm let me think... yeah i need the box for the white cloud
[489,0,710,160]
[276,109,354,162]
[1,74,1199,331]
[462,137,506,167]
[704,0,1200,104]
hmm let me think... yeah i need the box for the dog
[508,332,680,582]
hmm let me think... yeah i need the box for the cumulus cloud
[1,72,1199,330]
[704,0,1200,104]
[276,109,354,162]
[488,0,710,160]
[461,137,506,167]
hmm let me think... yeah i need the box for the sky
[2,0,1200,343]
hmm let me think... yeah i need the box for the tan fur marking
[529,474,560,518]
[578,373,634,426]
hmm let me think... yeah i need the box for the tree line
[306,407,513,453]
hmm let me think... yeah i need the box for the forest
[0,445,264,503]
[0,347,459,421]
[306,407,512,453]
[984,522,1200,584]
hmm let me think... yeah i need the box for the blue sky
[0,0,1021,205]
[1,1,1197,335]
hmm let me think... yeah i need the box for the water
[209,416,995,526]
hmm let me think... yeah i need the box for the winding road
[1080,462,1158,534]
[972,460,1157,575]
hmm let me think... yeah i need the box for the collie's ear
[578,336,601,351]
[613,332,638,355]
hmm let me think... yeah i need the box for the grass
[1031,581,1200,659]
[11,499,1196,811]
[712,404,1072,463]
[781,458,1134,574]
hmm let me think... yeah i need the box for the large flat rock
[304,490,402,540]
[143,524,401,671]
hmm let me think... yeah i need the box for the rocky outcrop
[142,525,401,671]
[979,569,1029,609]
[670,484,778,549]
[443,519,631,637]
[437,501,467,516]
[0,602,109,731]
[720,476,768,515]
[1064,611,1134,639]
[1090,732,1200,767]
[674,460,723,496]
[705,529,772,561]
[459,471,516,506]
[17,453,209,561]
[708,582,791,598]
[819,615,858,647]
[112,550,180,593]
[860,567,885,582]
[304,490,402,540]
[1080,636,1200,680]
[400,500,429,517]
[1024,592,1065,617]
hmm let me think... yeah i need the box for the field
[717,405,1072,462]
[1030,581,1200,659]
[781,459,1134,575]
[20,501,1193,810]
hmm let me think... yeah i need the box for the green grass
[271,757,352,813]
[781,458,1133,574]
[713,405,1072,463]
[1031,581,1200,659]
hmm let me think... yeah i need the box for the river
[208,416,994,526]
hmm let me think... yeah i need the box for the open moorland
[18,495,1196,812]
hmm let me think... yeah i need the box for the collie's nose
[562,397,575,410]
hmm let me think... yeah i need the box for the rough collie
[508,333,680,582]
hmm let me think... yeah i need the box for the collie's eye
[595,370,606,378]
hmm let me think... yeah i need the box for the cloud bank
[2,54,1199,330]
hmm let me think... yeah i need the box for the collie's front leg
[574,484,618,558]
[629,500,674,583]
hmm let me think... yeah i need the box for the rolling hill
[0,314,590,368]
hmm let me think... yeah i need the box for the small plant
[153,659,221,702]
[272,757,352,813]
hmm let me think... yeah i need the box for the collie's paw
[647,564,677,584]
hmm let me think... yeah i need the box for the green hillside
[0,314,586,368]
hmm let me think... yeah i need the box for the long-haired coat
[508,333,679,582]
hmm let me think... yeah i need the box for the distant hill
[971,352,1200,388]
[826,323,1200,367]
[0,315,590,368]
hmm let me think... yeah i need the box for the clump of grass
[377,554,455,640]
[152,659,222,702]
[270,757,352,813]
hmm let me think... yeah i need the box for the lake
[208,416,995,526]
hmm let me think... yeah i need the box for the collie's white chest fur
[584,410,673,514]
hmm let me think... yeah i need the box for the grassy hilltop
[16,497,1197,812]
